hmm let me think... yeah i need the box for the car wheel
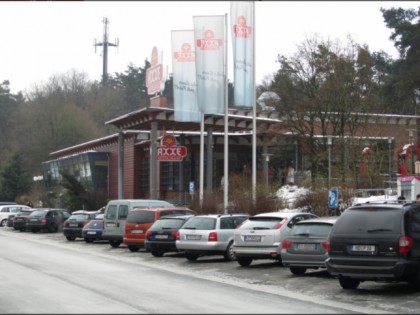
[237,257,253,267]
[185,252,199,261]
[66,236,76,241]
[224,242,236,261]
[109,240,121,248]
[289,267,307,275]
[0,219,7,227]
[85,238,94,243]
[339,276,360,289]
[151,251,164,257]
[128,245,140,252]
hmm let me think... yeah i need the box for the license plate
[131,230,143,234]
[106,222,116,227]
[16,218,23,221]
[69,224,78,227]
[186,235,201,240]
[244,235,261,242]
[87,231,97,235]
[155,235,168,239]
[296,243,316,251]
[351,245,375,252]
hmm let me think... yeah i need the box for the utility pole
[94,17,119,87]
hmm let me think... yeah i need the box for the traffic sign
[328,188,338,208]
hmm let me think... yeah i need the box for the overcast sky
[1,1,418,95]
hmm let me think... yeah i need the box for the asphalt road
[0,227,419,314]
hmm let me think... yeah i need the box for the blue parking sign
[328,188,338,208]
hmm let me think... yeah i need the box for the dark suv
[26,208,71,233]
[325,201,420,289]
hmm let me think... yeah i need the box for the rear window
[291,222,333,236]
[29,210,47,218]
[182,217,216,230]
[150,218,187,229]
[333,208,402,234]
[126,210,155,224]
[238,216,284,230]
[68,214,90,221]
[160,210,195,217]
[86,220,104,229]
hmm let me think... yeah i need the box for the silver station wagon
[176,214,249,262]
[281,216,338,275]
[233,211,318,267]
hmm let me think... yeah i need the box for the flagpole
[224,13,229,214]
[252,1,257,204]
[199,112,204,208]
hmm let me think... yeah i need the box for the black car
[12,209,37,231]
[63,210,101,241]
[145,215,194,257]
[26,208,71,233]
[325,201,420,289]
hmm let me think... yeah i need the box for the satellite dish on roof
[257,91,280,111]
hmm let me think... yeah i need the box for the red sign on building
[157,134,187,162]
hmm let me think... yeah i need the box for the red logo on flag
[174,43,195,62]
[233,16,252,38]
[196,29,223,50]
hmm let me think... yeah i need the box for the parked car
[325,201,420,289]
[82,218,105,243]
[281,216,338,275]
[176,214,249,261]
[144,214,194,257]
[12,208,37,231]
[233,211,318,267]
[124,207,196,252]
[0,205,33,227]
[63,210,101,241]
[26,208,71,233]
[102,199,175,248]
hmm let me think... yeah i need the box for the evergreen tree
[0,153,31,201]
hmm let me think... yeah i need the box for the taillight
[281,239,292,249]
[145,231,152,237]
[208,231,218,242]
[170,231,177,238]
[176,231,180,240]
[322,235,331,252]
[41,218,47,224]
[399,236,414,254]
[274,219,286,229]
[64,221,69,227]
[82,221,89,227]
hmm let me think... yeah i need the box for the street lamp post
[327,137,332,187]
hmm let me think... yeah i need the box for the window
[118,205,129,220]
[126,210,154,224]
[105,205,117,220]
[220,218,235,229]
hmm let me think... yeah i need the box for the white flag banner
[231,1,254,108]
[171,30,200,122]
[193,15,225,115]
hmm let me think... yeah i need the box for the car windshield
[291,223,333,236]
[238,217,285,230]
[150,218,187,229]
[182,217,216,230]
[333,208,402,234]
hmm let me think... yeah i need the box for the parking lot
[2,226,420,314]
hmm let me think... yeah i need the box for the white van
[102,199,174,248]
